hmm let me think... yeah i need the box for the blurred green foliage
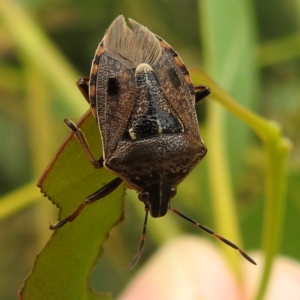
[0,0,299,299]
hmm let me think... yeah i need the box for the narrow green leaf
[197,0,259,277]
[191,69,291,300]
[20,112,125,300]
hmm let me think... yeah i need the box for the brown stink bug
[50,15,256,267]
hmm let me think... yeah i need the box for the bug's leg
[194,85,211,104]
[77,77,90,103]
[169,206,257,265]
[50,177,123,229]
[77,77,97,117]
[128,207,149,269]
[64,118,103,168]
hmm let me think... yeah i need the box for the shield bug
[49,15,256,267]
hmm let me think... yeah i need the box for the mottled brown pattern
[88,15,208,218]
[95,54,137,157]
[48,16,257,267]
[105,134,206,191]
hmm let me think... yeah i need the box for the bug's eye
[138,192,150,203]
[170,188,177,198]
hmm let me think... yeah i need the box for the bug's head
[138,183,177,218]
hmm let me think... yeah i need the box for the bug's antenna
[128,208,149,269]
[169,206,257,265]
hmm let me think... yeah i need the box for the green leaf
[196,0,259,277]
[198,0,259,187]
[20,112,125,300]
[190,69,291,300]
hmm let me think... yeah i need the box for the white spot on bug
[129,128,137,139]
[135,63,155,88]
[135,63,154,74]
[157,119,163,134]
[179,119,184,133]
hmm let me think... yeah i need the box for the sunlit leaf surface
[20,111,125,300]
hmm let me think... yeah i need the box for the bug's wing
[153,37,202,142]
[94,16,165,158]
[104,15,162,68]
[94,52,136,158]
